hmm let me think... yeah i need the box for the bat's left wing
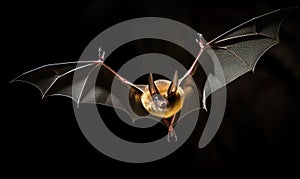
[203,7,296,101]
[180,7,296,110]
[176,7,296,147]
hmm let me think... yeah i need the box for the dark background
[5,0,300,177]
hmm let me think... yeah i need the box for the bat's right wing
[11,60,150,121]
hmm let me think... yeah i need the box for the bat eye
[152,94,162,102]
[153,95,159,102]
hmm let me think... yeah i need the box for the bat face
[141,79,184,118]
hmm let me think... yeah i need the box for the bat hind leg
[162,115,178,142]
[167,126,177,142]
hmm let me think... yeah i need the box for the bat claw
[98,47,106,62]
[167,126,177,142]
[195,33,205,49]
[195,33,201,43]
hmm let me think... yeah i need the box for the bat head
[141,71,184,118]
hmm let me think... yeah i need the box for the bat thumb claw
[195,33,205,48]
[98,47,106,62]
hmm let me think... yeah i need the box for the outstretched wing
[203,7,295,99]
[176,7,295,147]
[10,61,149,121]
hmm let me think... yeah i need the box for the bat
[11,7,295,142]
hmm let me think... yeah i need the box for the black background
[5,0,300,177]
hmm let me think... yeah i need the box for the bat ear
[167,70,178,96]
[148,73,160,96]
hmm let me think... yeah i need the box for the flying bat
[11,7,295,142]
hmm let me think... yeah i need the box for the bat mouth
[152,104,168,113]
[157,100,168,109]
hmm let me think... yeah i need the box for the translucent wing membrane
[11,61,153,121]
[202,7,295,99]
[11,61,98,102]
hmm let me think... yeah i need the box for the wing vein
[213,46,251,70]
[43,63,95,97]
[209,33,274,45]
[77,63,102,105]
[226,48,251,70]
[42,76,59,98]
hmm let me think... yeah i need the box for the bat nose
[159,100,168,108]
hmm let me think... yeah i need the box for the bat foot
[98,47,106,62]
[167,126,177,142]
